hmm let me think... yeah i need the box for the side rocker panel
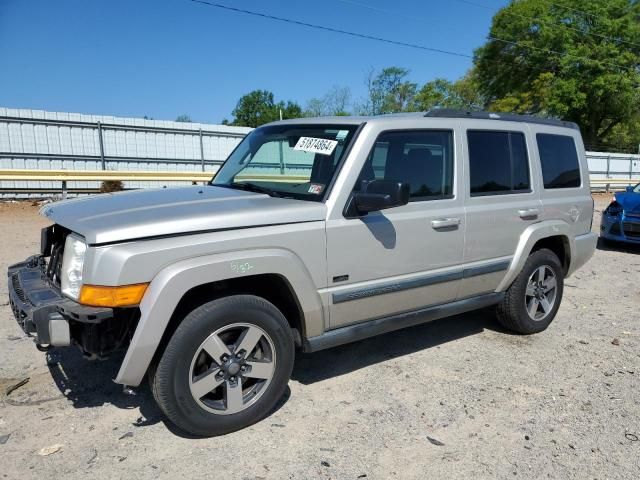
[114,248,324,386]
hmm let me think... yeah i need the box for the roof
[269,110,579,130]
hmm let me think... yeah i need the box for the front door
[325,127,465,328]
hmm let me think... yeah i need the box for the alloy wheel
[188,323,276,415]
[525,265,558,321]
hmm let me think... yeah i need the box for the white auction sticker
[293,137,338,156]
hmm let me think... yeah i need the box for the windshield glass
[212,124,359,201]
[634,183,640,193]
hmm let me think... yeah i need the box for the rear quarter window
[536,133,581,189]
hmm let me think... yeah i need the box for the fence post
[278,140,285,174]
[97,121,106,170]
[606,155,610,178]
[199,128,205,172]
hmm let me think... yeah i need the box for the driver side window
[354,130,454,201]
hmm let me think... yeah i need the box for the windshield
[212,124,359,201]
[634,183,640,193]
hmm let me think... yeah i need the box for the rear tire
[150,295,294,436]
[496,248,564,334]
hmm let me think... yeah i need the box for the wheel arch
[496,220,574,292]
[155,273,306,365]
[529,235,570,275]
[114,248,324,387]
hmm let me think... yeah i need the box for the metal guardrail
[0,169,309,182]
[589,178,638,192]
[0,169,310,198]
[0,169,213,182]
[0,169,214,199]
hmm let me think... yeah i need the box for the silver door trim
[331,258,511,304]
[332,270,463,304]
[462,260,512,279]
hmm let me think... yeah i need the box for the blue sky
[0,0,507,123]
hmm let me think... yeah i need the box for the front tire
[151,295,295,436]
[496,248,564,334]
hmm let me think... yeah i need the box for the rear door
[460,123,541,297]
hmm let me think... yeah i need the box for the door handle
[431,218,460,230]
[518,208,539,219]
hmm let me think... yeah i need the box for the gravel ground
[0,196,638,480]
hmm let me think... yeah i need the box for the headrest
[406,148,433,163]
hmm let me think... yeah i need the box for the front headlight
[605,201,623,217]
[60,235,87,300]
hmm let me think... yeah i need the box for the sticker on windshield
[308,184,324,195]
[294,137,338,156]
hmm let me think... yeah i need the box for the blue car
[600,183,640,244]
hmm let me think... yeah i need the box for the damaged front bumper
[7,255,115,350]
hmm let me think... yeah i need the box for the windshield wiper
[227,182,281,197]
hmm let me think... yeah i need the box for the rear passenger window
[355,130,454,201]
[536,133,581,188]
[468,131,530,196]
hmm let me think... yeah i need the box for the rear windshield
[212,124,359,201]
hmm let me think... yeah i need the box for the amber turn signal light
[78,283,149,307]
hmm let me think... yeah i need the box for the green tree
[413,73,485,111]
[474,0,640,148]
[229,90,302,127]
[279,101,303,121]
[175,114,192,123]
[360,67,418,114]
[594,115,640,152]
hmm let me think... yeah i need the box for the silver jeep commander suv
[7,110,597,436]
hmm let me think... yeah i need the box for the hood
[41,186,327,245]
[614,191,640,215]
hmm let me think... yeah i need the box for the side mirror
[626,186,634,193]
[354,180,410,214]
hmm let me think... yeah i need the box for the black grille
[623,222,640,238]
[11,273,27,302]
[610,222,622,236]
[42,225,69,287]
[45,242,64,286]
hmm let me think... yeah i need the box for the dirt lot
[0,196,638,479]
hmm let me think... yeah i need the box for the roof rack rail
[424,109,579,129]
